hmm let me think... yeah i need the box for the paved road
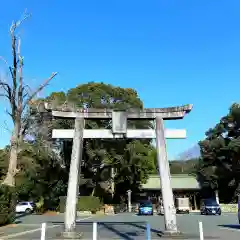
[0,213,239,239]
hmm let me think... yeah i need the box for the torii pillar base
[59,231,83,239]
[158,231,197,239]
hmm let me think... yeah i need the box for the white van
[175,197,190,214]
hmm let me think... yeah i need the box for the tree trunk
[91,187,95,196]
[2,122,20,187]
[233,181,240,201]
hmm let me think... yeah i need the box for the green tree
[0,148,9,179]
[16,139,67,208]
[42,82,155,202]
[169,159,198,174]
[198,103,240,201]
[0,139,67,209]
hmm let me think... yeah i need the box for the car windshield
[139,202,152,208]
[18,202,28,205]
[204,199,218,206]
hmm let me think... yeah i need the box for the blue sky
[0,0,240,159]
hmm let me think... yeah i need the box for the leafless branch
[0,56,9,67]
[23,72,57,110]
[0,117,12,133]
[9,11,30,110]
[0,81,12,100]
[5,108,13,119]
[10,10,31,34]
[0,80,16,120]
[0,56,13,83]
[17,37,23,116]
[22,84,32,97]
[0,93,9,98]
[20,114,31,139]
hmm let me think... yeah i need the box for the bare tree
[0,12,57,186]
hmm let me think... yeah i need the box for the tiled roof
[141,174,200,190]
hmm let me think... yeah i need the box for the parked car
[138,201,153,215]
[15,201,35,214]
[200,198,221,215]
[175,197,190,214]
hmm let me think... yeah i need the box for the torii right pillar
[155,106,192,235]
[156,117,177,233]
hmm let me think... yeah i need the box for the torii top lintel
[42,102,193,120]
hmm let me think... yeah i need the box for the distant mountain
[177,144,201,160]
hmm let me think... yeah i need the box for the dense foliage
[1,82,158,209]
[197,103,240,202]
[0,141,67,210]
[45,82,157,203]
[169,159,198,174]
[0,186,15,226]
[59,196,102,213]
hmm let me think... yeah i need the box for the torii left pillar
[62,118,84,239]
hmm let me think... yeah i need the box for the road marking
[0,225,59,240]
[76,216,92,222]
[219,227,240,232]
[0,216,92,239]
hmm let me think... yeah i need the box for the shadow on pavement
[99,222,135,240]
[219,224,240,230]
[48,221,147,225]
[49,221,149,239]
[15,213,28,219]
[125,222,163,235]
[14,213,32,224]
[128,222,219,239]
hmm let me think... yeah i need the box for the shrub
[35,196,46,214]
[0,185,16,226]
[59,196,102,214]
[35,206,46,214]
[77,196,102,213]
[59,196,66,213]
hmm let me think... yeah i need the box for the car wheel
[25,208,32,214]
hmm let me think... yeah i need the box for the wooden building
[140,174,201,210]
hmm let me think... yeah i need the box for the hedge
[0,185,16,226]
[59,196,102,213]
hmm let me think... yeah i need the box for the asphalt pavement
[0,212,239,239]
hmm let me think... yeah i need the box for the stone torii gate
[42,103,192,237]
